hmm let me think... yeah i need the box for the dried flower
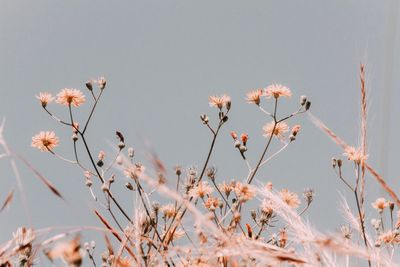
[279,189,301,208]
[234,182,255,202]
[45,236,82,266]
[340,225,352,239]
[96,77,107,90]
[36,92,54,108]
[263,121,289,140]
[300,95,307,106]
[246,89,263,105]
[31,131,59,152]
[208,94,231,109]
[161,204,177,219]
[219,181,233,196]
[372,198,389,213]
[378,230,400,245]
[260,199,274,217]
[265,84,292,99]
[13,227,35,249]
[204,197,220,211]
[343,146,368,164]
[56,88,86,107]
[303,188,314,205]
[189,181,214,198]
[124,164,145,180]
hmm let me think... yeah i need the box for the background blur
[1,0,399,265]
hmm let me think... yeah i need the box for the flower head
[279,189,300,208]
[56,88,86,107]
[265,84,292,99]
[161,204,177,219]
[263,121,289,140]
[189,181,214,198]
[31,131,59,152]
[246,89,263,105]
[372,197,388,213]
[343,146,368,164]
[36,92,54,108]
[234,182,255,202]
[13,227,35,249]
[204,197,220,211]
[124,164,145,180]
[208,94,231,109]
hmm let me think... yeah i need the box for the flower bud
[337,159,343,168]
[300,95,307,106]
[200,114,209,124]
[305,101,311,111]
[118,141,125,150]
[234,140,241,148]
[125,182,133,190]
[331,158,337,168]
[85,81,93,91]
[239,145,247,153]
[72,133,78,142]
[128,147,134,158]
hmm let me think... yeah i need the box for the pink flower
[36,92,54,107]
[246,89,263,105]
[265,84,292,99]
[208,94,231,109]
[263,121,289,140]
[31,131,59,152]
[56,88,86,107]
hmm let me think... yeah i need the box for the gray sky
[1,0,399,264]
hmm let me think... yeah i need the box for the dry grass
[1,73,399,267]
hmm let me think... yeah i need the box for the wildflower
[31,131,59,152]
[260,199,274,217]
[204,197,220,211]
[265,84,292,99]
[124,164,145,180]
[303,188,314,206]
[372,198,388,213]
[95,77,107,90]
[279,189,300,208]
[300,95,307,106]
[343,146,368,164]
[219,181,233,196]
[56,88,86,107]
[263,121,289,140]
[340,225,352,239]
[189,181,213,198]
[246,89,263,105]
[36,92,54,108]
[45,236,82,266]
[161,204,177,219]
[208,94,231,109]
[234,182,255,202]
[265,181,273,191]
[163,229,185,242]
[128,147,134,158]
[241,133,248,146]
[13,227,35,249]
[291,125,301,137]
[371,218,381,230]
[378,230,400,245]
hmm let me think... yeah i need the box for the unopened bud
[90,241,96,249]
[331,158,337,168]
[101,182,109,192]
[72,133,78,141]
[116,155,123,165]
[84,242,90,251]
[239,145,247,153]
[289,135,296,142]
[230,131,238,140]
[234,140,241,148]
[300,95,307,106]
[175,166,182,176]
[128,147,134,158]
[118,141,125,150]
[337,159,343,168]
[305,101,311,111]
[109,174,115,184]
[200,114,209,124]
[98,77,106,90]
[251,210,257,220]
[125,182,133,190]
[226,100,231,110]
[85,179,93,187]
[86,81,93,91]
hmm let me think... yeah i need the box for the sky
[0,0,399,265]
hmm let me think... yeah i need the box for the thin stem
[83,90,104,134]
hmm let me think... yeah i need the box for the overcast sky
[1,0,399,265]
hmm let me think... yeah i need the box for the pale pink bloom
[124,164,145,180]
[265,181,273,191]
[265,84,292,99]
[263,121,289,140]
[31,131,59,152]
[163,229,185,242]
[279,189,300,208]
[56,88,86,107]
[218,181,233,196]
[189,181,214,198]
[36,92,54,107]
[291,125,301,136]
[378,230,400,245]
[204,197,220,211]
[208,94,231,109]
[260,199,274,215]
[95,77,106,90]
[161,204,177,219]
[371,197,388,212]
[13,227,35,248]
[234,182,255,202]
[246,89,263,105]
[343,146,368,164]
